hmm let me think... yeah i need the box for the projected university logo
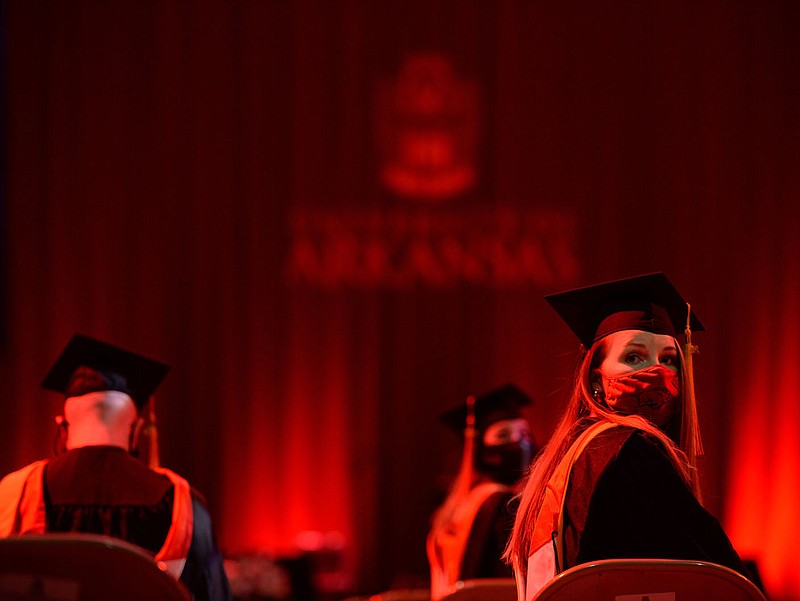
[286,53,579,289]
[374,54,479,201]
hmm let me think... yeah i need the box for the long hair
[504,337,703,577]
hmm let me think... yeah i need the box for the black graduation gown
[44,446,232,601]
[460,490,517,580]
[561,427,751,580]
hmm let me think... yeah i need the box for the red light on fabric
[726,278,800,600]
[216,317,355,586]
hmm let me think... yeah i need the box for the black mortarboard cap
[439,383,533,435]
[42,334,169,411]
[544,272,704,348]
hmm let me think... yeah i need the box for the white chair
[532,559,766,601]
[0,533,191,601]
[362,588,431,601]
[441,578,517,601]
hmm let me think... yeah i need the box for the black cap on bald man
[42,334,169,412]
[544,272,704,348]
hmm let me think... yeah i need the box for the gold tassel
[682,303,704,497]
[452,395,477,500]
[145,396,161,469]
[431,394,478,534]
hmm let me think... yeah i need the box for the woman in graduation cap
[0,334,232,601]
[428,384,538,601]
[505,273,752,601]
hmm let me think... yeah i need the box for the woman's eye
[624,353,644,364]
[661,355,676,365]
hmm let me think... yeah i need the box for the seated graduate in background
[0,334,232,601]
[505,273,752,601]
[427,384,538,601]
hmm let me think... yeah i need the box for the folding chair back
[532,559,766,601]
[0,533,191,601]
[441,578,517,601]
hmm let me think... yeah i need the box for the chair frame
[531,558,766,601]
[0,533,191,601]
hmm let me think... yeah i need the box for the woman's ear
[590,371,603,397]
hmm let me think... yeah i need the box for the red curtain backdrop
[3,1,799,599]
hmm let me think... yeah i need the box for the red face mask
[600,364,680,427]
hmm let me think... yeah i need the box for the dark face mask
[477,438,535,485]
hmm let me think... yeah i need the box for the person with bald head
[60,388,140,447]
[0,334,231,601]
